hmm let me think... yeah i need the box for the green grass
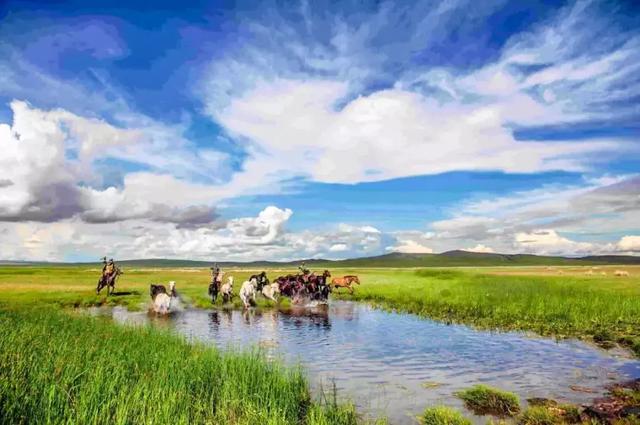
[332,267,640,351]
[420,406,472,425]
[0,266,289,311]
[455,385,520,416]
[0,306,362,425]
[517,406,561,425]
[2,265,640,351]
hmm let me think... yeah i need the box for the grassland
[0,306,365,425]
[330,266,640,355]
[0,266,290,310]
[1,264,639,352]
[1,264,640,424]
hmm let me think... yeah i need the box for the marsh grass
[0,306,359,425]
[334,267,640,351]
[3,265,640,351]
[420,406,472,425]
[517,406,561,425]
[455,385,520,417]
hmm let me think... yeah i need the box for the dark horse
[275,274,303,298]
[208,281,219,303]
[96,267,123,295]
[149,283,167,299]
[250,271,269,291]
[275,270,331,302]
[308,270,331,301]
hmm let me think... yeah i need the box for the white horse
[261,282,280,302]
[220,276,234,303]
[239,277,257,309]
[150,281,177,314]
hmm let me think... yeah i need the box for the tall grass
[0,306,359,425]
[335,268,640,349]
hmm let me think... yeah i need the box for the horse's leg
[349,284,354,294]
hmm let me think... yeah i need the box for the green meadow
[2,264,640,351]
[0,306,361,425]
[1,264,640,424]
[334,266,640,354]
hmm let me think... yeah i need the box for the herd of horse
[208,269,360,308]
[96,262,360,313]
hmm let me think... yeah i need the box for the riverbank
[333,267,640,357]
[2,265,640,356]
[0,305,369,425]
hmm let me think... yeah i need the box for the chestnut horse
[330,275,360,294]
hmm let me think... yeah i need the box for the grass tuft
[517,406,561,425]
[455,385,520,417]
[420,406,471,425]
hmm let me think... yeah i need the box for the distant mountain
[4,251,639,268]
[330,251,640,267]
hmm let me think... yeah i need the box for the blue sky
[0,0,638,261]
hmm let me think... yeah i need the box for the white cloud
[0,206,387,262]
[466,244,495,253]
[203,0,639,187]
[329,243,348,252]
[514,229,594,256]
[415,175,640,255]
[0,101,235,225]
[0,101,141,221]
[387,239,433,254]
[215,79,618,185]
[618,236,640,252]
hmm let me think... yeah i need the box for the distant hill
[4,251,639,268]
[328,251,640,267]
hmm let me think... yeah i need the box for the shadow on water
[90,301,640,425]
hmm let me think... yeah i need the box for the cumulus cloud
[466,244,495,253]
[387,239,433,254]
[0,100,141,221]
[216,80,618,185]
[421,175,640,255]
[386,230,434,254]
[618,236,640,252]
[0,101,230,226]
[514,229,594,256]
[0,206,387,262]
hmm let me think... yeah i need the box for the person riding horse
[208,264,224,303]
[105,258,115,277]
[96,257,121,295]
[298,262,311,283]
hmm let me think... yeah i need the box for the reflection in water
[91,302,640,425]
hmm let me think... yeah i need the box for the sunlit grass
[455,385,520,417]
[420,406,472,425]
[333,266,640,353]
[0,306,361,425]
[2,265,640,352]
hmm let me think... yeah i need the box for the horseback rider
[298,262,311,283]
[101,257,108,276]
[210,264,223,286]
[105,258,115,277]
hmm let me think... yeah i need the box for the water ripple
[98,301,640,425]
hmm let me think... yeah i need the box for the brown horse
[330,275,360,294]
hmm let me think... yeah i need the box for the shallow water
[91,301,640,424]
